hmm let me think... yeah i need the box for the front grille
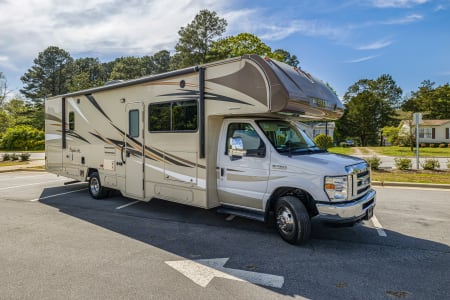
[348,162,371,200]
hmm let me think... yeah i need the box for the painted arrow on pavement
[165,258,284,288]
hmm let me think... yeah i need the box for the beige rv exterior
[46,55,375,244]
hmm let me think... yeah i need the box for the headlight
[324,176,351,201]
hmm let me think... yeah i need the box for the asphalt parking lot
[0,171,449,299]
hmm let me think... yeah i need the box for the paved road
[0,171,449,299]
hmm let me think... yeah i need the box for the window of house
[149,100,197,132]
[69,112,75,130]
[419,128,432,139]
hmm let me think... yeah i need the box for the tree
[0,71,11,107]
[209,33,272,61]
[269,49,299,67]
[149,50,172,74]
[67,57,107,92]
[108,56,149,80]
[0,125,44,150]
[175,9,227,67]
[341,74,402,145]
[402,81,450,119]
[20,46,73,104]
[337,91,384,146]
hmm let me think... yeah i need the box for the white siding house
[400,119,450,144]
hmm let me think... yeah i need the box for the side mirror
[228,137,245,160]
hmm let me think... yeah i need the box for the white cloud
[371,0,429,8]
[0,0,229,60]
[259,20,345,41]
[357,39,392,50]
[345,55,381,63]
[383,14,423,24]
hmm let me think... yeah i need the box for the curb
[0,167,46,173]
[372,181,450,189]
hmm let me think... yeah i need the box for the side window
[129,109,140,137]
[149,100,198,132]
[226,123,265,158]
[149,103,171,131]
[69,112,75,130]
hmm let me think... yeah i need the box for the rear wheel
[275,196,311,245]
[89,172,108,199]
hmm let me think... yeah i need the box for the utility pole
[413,113,422,169]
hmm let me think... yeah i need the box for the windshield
[256,120,322,155]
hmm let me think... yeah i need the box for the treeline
[1,9,449,149]
[336,77,450,146]
[0,9,298,150]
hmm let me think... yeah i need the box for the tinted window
[129,109,139,137]
[149,103,171,131]
[149,100,197,132]
[69,112,75,130]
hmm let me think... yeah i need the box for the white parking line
[116,200,140,210]
[0,179,66,190]
[30,188,88,202]
[372,215,387,237]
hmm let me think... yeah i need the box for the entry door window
[129,109,140,137]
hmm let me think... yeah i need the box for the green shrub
[429,143,436,148]
[439,144,447,148]
[421,158,440,170]
[314,134,333,150]
[365,155,381,170]
[0,125,45,151]
[20,153,31,161]
[2,153,10,161]
[10,153,19,161]
[395,158,412,170]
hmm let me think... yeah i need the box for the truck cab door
[125,102,145,199]
[217,121,269,211]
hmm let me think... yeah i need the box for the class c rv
[45,55,376,244]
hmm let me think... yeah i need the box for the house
[298,122,335,140]
[400,119,450,144]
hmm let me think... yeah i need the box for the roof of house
[420,119,450,126]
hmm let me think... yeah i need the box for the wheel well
[266,187,318,220]
[86,168,98,180]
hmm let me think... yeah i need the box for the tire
[88,172,108,199]
[275,196,311,245]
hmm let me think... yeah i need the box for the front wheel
[89,172,108,199]
[275,196,311,245]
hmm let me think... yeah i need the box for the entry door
[217,121,270,211]
[125,102,145,198]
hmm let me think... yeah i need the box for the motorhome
[45,55,376,244]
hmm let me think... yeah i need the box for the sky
[0,0,449,100]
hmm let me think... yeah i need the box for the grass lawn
[368,146,450,157]
[372,169,450,184]
[327,147,355,155]
[0,160,29,167]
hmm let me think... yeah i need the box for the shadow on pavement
[38,186,450,299]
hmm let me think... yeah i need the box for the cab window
[225,123,265,158]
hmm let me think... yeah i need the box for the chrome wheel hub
[277,207,295,234]
[90,178,100,195]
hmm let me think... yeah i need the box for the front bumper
[316,189,376,223]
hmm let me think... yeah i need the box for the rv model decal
[160,89,254,106]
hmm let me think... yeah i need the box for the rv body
[45,55,376,244]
